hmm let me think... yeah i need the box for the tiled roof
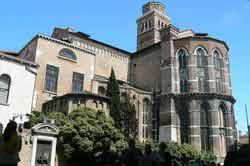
[54,27,132,55]
[0,51,39,67]
[0,50,19,56]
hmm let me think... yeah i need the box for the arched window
[213,49,224,93]
[0,74,11,104]
[141,23,144,32]
[213,50,221,69]
[59,48,77,61]
[218,104,227,155]
[142,98,150,139]
[149,20,152,28]
[120,92,127,104]
[178,49,188,93]
[196,47,207,66]
[195,47,209,92]
[218,104,227,128]
[145,22,148,30]
[201,102,210,127]
[179,103,189,144]
[98,86,106,96]
[200,102,210,152]
[178,49,187,68]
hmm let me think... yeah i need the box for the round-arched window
[59,48,77,61]
[0,74,11,104]
[177,49,188,93]
[213,50,222,70]
[98,86,106,96]
[195,47,207,67]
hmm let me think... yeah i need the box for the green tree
[198,151,217,166]
[156,141,215,166]
[27,108,127,165]
[180,144,200,165]
[106,68,121,128]
[120,93,137,139]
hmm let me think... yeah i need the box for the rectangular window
[45,65,59,93]
[0,88,8,104]
[72,72,84,93]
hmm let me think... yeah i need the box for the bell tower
[137,1,171,51]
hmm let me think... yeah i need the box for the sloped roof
[0,51,38,67]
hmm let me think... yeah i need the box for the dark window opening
[45,65,59,93]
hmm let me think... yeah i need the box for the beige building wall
[30,36,95,112]
[19,32,131,113]
[52,28,131,82]
[94,50,129,82]
[132,45,161,91]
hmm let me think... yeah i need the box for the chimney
[66,27,74,32]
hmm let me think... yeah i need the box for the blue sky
[0,0,250,132]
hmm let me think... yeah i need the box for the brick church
[0,1,236,163]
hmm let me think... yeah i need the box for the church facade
[14,1,236,162]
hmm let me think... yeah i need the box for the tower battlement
[143,1,166,14]
[137,1,170,50]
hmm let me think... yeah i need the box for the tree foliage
[28,108,127,164]
[120,93,137,139]
[106,68,122,128]
[155,141,216,166]
[28,109,217,166]
[198,151,217,166]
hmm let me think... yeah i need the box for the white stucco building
[0,51,38,128]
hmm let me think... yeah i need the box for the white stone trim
[211,48,223,58]
[189,135,200,137]
[188,80,198,82]
[31,135,57,166]
[137,9,171,22]
[194,46,208,56]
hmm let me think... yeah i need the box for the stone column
[188,99,201,150]
[159,96,178,142]
[188,54,198,93]
[224,102,235,152]
[207,56,216,92]
[208,101,221,156]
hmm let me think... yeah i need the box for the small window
[98,86,106,96]
[59,48,77,61]
[149,20,152,28]
[178,49,187,69]
[180,80,188,93]
[196,47,207,67]
[45,65,59,93]
[0,74,11,104]
[178,49,189,93]
[141,23,144,32]
[213,50,221,70]
[145,22,148,30]
[72,72,84,93]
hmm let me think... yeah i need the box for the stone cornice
[174,36,229,51]
[160,93,236,104]
[0,52,39,68]
[37,34,96,55]
[44,92,110,104]
[137,8,171,22]
[19,34,96,56]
